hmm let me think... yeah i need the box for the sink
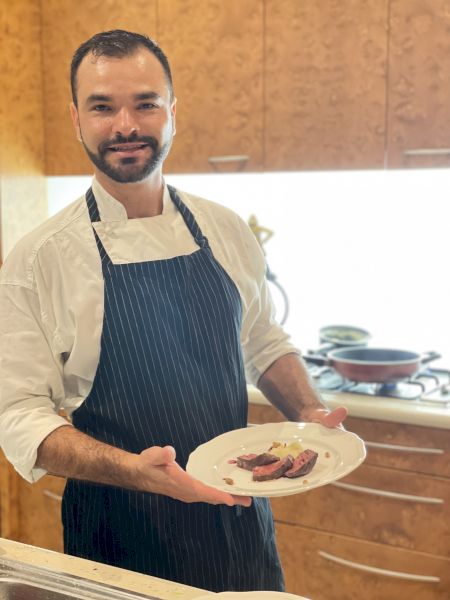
[0,557,162,600]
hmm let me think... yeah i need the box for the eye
[138,102,158,110]
[92,104,111,112]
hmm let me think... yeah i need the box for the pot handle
[420,351,441,364]
[302,353,331,367]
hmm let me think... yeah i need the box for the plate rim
[186,421,366,497]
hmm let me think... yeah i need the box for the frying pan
[304,348,441,383]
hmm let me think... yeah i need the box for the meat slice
[252,455,294,481]
[236,452,279,471]
[284,449,318,478]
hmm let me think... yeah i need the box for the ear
[69,102,82,142]
[171,97,177,136]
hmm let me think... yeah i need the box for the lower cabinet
[275,522,450,600]
[248,402,450,600]
[0,451,65,553]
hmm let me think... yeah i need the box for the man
[0,30,346,592]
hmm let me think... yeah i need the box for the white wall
[47,169,450,365]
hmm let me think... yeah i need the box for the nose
[112,107,139,137]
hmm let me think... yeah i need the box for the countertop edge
[247,386,450,430]
[0,538,212,599]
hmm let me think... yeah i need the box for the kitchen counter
[247,386,450,429]
[0,537,211,599]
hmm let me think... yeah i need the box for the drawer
[271,463,450,555]
[345,416,450,478]
[275,522,450,600]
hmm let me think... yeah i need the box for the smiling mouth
[108,144,149,153]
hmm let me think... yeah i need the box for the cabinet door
[387,0,450,168]
[157,0,264,174]
[275,522,450,600]
[41,0,158,175]
[16,475,66,553]
[0,452,65,553]
[271,462,450,556]
[264,0,388,170]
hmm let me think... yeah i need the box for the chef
[0,30,346,592]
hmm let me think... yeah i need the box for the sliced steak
[236,452,279,471]
[284,449,318,478]
[253,455,294,481]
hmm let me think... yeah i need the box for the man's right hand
[136,445,252,507]
[37,426,251,507]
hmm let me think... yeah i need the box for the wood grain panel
[17,475,66,552]
[41,0,157,175]
[271,462,450,555]
[0,453,20,540]
[0,0,47,258]
[387,0,450,168]
[276,522,450,600]
[265,0,388,170]
[158,0,264,173]
[345,415,450,477]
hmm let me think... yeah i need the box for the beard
[81,130,173,183]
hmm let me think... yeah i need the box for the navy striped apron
[62,186,284,592]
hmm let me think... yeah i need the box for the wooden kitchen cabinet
[158,0,264,174]
[248,402,450,599]
[386,0,450,168]
[276,522,450,600]
[0,451,65,553]
[264,0,388,170]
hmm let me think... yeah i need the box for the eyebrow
[85,91,161,105]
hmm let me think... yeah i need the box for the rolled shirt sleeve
[0,280,71,482]
[230,214,300,385]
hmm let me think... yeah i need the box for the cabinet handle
[208,154,249,172]
[318,550,440,582]
[43,489,63,502]
[403,148,450,157]
[330,481,443,504]
[364,440,444,454]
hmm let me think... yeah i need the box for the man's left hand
[302,406,348,429]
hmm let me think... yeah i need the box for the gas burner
[308,363,450,404]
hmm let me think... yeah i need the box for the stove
[306,359,450,405]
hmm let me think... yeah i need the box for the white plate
[193,592,311,599]
[186,422,366,498]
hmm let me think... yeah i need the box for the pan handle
[302,354,331,367]
[420,351,441,365]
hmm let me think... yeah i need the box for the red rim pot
[304,348,441,383]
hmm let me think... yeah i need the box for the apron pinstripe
[62,186,284,592]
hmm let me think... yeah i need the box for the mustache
[98,134,159,154]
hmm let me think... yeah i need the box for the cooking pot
[320,324,371,346]
[304,348,441,383]
[315,324,371,353]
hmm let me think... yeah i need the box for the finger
[318,406,348,428]
[142,445,176,465]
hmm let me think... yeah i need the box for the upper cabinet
[41,0,158,175]
[39,0,450,174]
[386,0,450,168]
[158,0,264,174]
[264,0,388,171]
[0,0,47,259]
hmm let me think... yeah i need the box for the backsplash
[46,169,450,364]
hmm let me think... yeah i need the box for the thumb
[318,406,348,428]
[141,445,177,465]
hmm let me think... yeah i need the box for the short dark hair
[70,29,173,106]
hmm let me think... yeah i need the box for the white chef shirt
[0,177,298,483]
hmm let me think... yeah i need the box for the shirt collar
[91,176,173,222]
